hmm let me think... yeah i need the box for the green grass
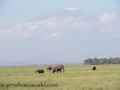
[0,65,120,90]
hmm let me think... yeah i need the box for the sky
[0,0,120,65]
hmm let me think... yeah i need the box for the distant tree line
[84,57,120,65]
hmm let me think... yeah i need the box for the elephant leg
[55,69,58,73]
[60,69,61,73]
[52,71,55,73]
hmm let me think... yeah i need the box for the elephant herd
[35,64,65,74]
[35,64,96,74]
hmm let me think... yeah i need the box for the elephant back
[52,64,64,70]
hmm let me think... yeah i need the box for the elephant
[35,69,44,73]
[52,64,65,73]
[92,65,96,70]
[47,65,53,72]
[47,65,53,70]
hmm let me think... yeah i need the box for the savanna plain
[0,64,120,90]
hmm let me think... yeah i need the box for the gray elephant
[52,64,65,73]
[35,69,44,73]
[47,65,52,70]
[47,65,53,72]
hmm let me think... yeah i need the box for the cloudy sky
[0,0,120,65]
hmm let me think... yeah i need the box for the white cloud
[98,13,120,37]
[63,8,78,11]
[29,25,38,30]
[43,33,61,38]
[99,13,118,23]
[0,13,120,39]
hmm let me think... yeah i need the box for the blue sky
[0,0,120,23]
[0,0,120,65]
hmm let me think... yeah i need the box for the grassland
[0,64,120,90]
